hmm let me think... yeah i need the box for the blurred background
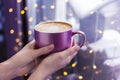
[0,0,120,80]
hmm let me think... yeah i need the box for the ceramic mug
[34,21,86,54]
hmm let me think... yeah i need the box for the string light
[72,62,77,68]
[18,42,22,46]
[24,73,28,77]
[17,0,22,3]
[43,16,48,20]
[69,13,73,17]
[50,5,55,9]
[56,76,61,79]
[95,70,102,75]
[83,66,89,70]
[9,8,13,13]
[14,46,19,52]
[78,75,83,80]
[93,65,97,69]
[98,30,103,34]
[17,20,22,24]
[19,32,22,36]
[63,71,68,76]
[28,17,33,22]
[28,30,32,35]
[41,5,46,9]
[34,3,38,8]
[15,38,20,43]
[20,10,25,15]
[89,49,93,54]
[65,0,69,3]
[90,11,95,15]
[111,21,115,25]
[106,62,110,66]
[10,29,15,34]
[24,7,28,11]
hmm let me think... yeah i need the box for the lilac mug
[34,21,86,54]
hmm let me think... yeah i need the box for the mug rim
[34,21,72,33]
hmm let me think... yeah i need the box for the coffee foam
[35,22,71,33]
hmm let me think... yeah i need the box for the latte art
[35,22,71,33]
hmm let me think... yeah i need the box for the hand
[0,40,54,80]
[28,44,80,80]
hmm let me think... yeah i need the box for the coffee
[35,22,72,33]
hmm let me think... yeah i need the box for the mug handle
[72,31,86,48]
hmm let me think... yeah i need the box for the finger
[61,45,80,57]
[34,58,42,69]
[30,44,54,59]
[25,40,36,49]
[9,44,54,67]
[72,39,77,46]
[58,46,79,66]
[67,51,77,63]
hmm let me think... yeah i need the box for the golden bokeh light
[28,17,33,22]
[72,62,77,68]
[10,29,14,34]
[93,65,97,69]
[15,38,20,43]
[9,8,13,13]
[21,10,25,15]
[89,49,93,54]
[78,75,83,80]
[34,3,38,8]
[63,71,68,76]
[28,30,32,35]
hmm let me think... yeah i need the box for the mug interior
[34,21,72,33]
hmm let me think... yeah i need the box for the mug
[34,21,86,54]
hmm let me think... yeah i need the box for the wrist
[0,61,18,80]
[28,64,51,80]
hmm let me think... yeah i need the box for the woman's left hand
[0,40,54,80]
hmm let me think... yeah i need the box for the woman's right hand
[28,44,80,80]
